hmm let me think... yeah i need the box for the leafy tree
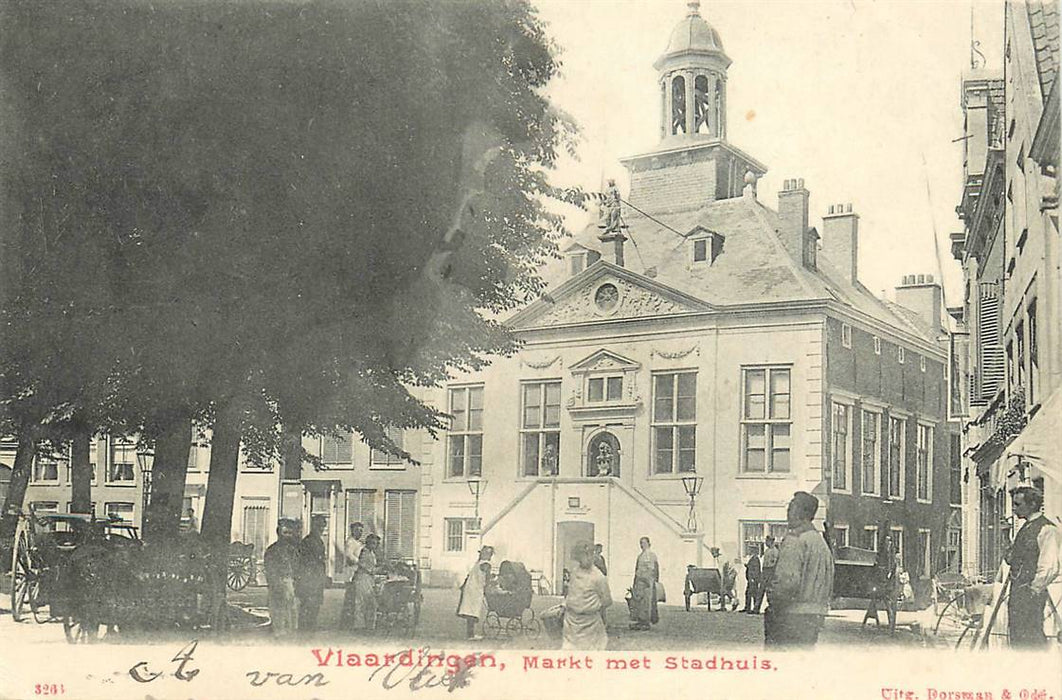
[0,0,581,565]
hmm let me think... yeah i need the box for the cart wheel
[11,527,38,623]
[31,579,52,624]
[63,616,101,644]
[483,612,502,639]
[227,557,252,591]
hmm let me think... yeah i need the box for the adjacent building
[954,1,1060,580]
[419,2,954,601]
[3,429,422,584]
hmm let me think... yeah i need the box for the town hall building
[417,1,955,601]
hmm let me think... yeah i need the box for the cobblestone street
[0,579,936,651]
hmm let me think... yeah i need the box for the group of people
[262,519,384,637]
[741,534,780,615]
[257,485,1058,650]
[262,516,328,636]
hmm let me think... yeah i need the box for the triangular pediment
[508,261,712,329]
[569,349,640,373]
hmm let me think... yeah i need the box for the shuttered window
[976,282,1004,403]
[242,501,269,560]
[321,432,353,465]
[345,489,376,534]
[384,490,416,560]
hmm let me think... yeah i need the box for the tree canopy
[0,0,581,542]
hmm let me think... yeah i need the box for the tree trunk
[201,402,242,548]
[200,400,244,629]
[142,414,193,543]
[0,426,38,564]
[70,426,92,515]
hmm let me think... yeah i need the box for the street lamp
[467,476,485,530]
[680,474,704,532]
[136,446,154,516]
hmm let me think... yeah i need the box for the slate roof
[1027,0,1061,101]
[531,193,930,341]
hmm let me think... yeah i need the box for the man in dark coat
[295,515,328,632]
[264,519,300,637]
[1006,486,1060,648]
[742,546,762,614]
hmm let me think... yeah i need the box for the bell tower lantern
[654,0,731,142]
[620,0,766,214]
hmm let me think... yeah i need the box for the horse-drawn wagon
[9,510,222,643]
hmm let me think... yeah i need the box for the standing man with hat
[1005,486,1060,648]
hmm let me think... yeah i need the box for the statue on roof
[600,179,624,234]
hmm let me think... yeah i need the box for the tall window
[890,526,905,569]
[861,410,881,495]
[886,416,906,499]
[918,529,932,578]
[521,381,561,477]
[831,402,851,491]
[741,367,791,473]
[108,440,136,483]
[671,75,686,135]
[321,432,353,465]
[241,500,269,561]
[1015,319,1026,392]
[652,371,697,474]
[370,427,406,467]
[384,490,416,560]
[916,423,933,502]
[1028,298,1039,403]
[346,489,376,534]
[445,518,465,552]
[447,386,483,478]
[693,74,710,133]
[741,521,788,557]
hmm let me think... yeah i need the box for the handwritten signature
[128,641,200,684]
[367,646,489,693]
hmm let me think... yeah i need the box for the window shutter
[384,490,416,560]
[977,282,1004,402]
[346,490,376,533]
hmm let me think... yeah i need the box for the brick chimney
[895,273,943,338]
[778,178,814,267]
[822,203,860,285]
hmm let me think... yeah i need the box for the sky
[533,0,1006,307]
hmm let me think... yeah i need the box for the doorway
[555,521,594,595]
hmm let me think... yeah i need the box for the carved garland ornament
[651,344,700,360]
[522,355,561,369]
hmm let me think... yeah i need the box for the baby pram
[484,560,540,639]
[374,559,422,636]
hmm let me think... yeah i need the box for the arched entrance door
[587,431,620,477]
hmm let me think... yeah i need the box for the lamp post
[467,476,485,531]
[135,446,155,518]
[680,474,704,532]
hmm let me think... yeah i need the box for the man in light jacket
[764,492,834,648]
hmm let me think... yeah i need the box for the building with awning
[954,0,1061,582]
